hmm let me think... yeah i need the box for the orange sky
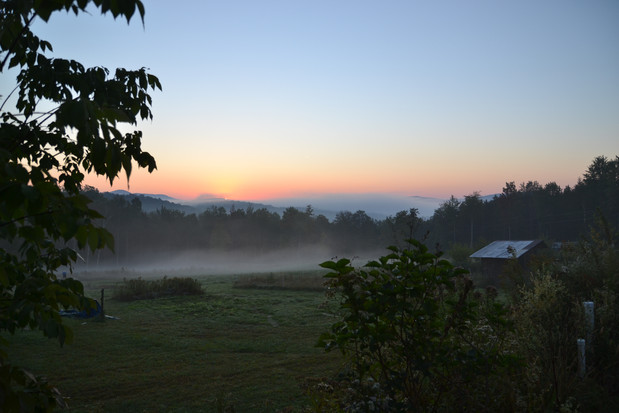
[83,147,592,202]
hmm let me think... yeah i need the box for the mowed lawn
[6,273,344,412]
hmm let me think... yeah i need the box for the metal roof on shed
[469,240,544,259]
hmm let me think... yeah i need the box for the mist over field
[71,245,385,278]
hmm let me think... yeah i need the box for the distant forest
[78,155,618,267]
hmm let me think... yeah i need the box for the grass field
[6,272,344,412]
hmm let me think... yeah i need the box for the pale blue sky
[19,0,619,199]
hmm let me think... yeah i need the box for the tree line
[78,155,618,267]
[427,155,618,250]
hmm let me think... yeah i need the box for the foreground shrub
[504,215,619,412]
[114,276,204,301]
[547,215,619,411]
[512,271,581,411]
[317,239,519,412]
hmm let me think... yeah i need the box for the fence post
[99,288,105,322]
[577,301,595,378]
[577,339,586,378]
[583,301,594,345]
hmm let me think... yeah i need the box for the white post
[577,339,586,378]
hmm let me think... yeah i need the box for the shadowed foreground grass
[6,273,342,412]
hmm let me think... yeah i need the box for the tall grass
[114,276,204,301]
[233,271,326,291]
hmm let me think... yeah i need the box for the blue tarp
[59,301,102,318]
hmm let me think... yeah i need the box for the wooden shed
[470,240,546,282]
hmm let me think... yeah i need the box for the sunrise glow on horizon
[23,0,617,204]
[83,150,591,202]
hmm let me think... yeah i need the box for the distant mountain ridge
[103,190,496,220]
[104,191,196,214]
[105,190,305,218]
[108,190,181,203]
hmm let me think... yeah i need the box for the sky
[15,0,619,201]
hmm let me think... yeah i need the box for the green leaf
[75,225,88,249]
[87,228,99,252]
[122,153,133,182]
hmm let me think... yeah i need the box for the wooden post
[99,288,105,322]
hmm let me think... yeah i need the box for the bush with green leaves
[554,215,619,411]
[1,1,159,410]
[317,239,519,412]
[512,271,581,411]
[505,214,619,412]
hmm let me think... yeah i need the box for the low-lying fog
[71,245,386,279]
